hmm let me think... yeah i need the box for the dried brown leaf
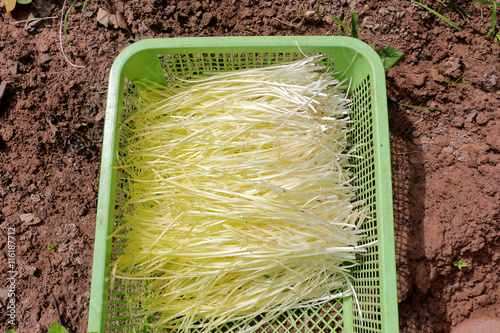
[108,13,117,28]
[5,0,16,12]
[114,11,130,31]
[96,7,110,27]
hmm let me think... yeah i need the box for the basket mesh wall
[104,51,381,333]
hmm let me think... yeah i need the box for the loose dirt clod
[19,213,42,225]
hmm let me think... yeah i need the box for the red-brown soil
[0,0,498,332]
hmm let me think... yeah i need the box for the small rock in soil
[37,54,52,64]
[434,135,450,148]
[0,288,9,303]
[24,265,37,275]
[451,116,464,128]
[9,63,18,74]
[0,125,15,141]
[429,68,445,82]
[475,112,490,126]
[489,75,496,87]
[465,111,477,123]
[0,81,6,106]
[444,57,461,76]
[19,213,42,226]
[442,146,454,155]
[409,73,427,87]
[83,10,94,18]
[37,41,50,53]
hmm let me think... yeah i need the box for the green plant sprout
[47,244,54,250]
[452,259,468,270]
[331,6,358,38]
[48,323,68,333]
[331,7,405,70]
[485,2,500,42]
[442,74,474,87]
[413,0,500,43]
[412,0,463,31]
[375,46,405,70]
[396,102,440,111]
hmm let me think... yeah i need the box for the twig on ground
[10,16,57,24]
[52,294,63,326]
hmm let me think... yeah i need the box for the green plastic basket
[88,36,398,333]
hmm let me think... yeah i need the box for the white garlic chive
[359,4,369,16]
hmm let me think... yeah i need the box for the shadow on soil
[388,102,451,332]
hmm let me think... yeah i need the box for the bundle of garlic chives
[108,55,370,332]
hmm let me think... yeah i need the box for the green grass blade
[80,0,89,28]
[397,102,440,110]
[491,3,497,34]
[472,0,500,5]
[486,2,497,37]
[330,15,352,35]
[413,0,463,31]
[351,7,358,39]
[315,2,321,15]
[441,76,474,87]
[64,0,79,59]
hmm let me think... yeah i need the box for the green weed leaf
[16,0,32,4]
[6,329,17,333]
[350,7,358,39]
[412,0,462,31]
[472,0,500,5]
[376,46,405,70]
[48,323,68,333]
[397,102,440,111]
[452,259,468,270]
[330,15,351,35]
